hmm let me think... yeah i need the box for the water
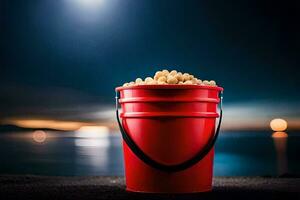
[0,131,299,176]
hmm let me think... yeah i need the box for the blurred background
[0,0,299,176]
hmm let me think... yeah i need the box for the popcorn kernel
[170,70,177,76]
[175,73,184,82]
[183,80,193,84]
[157,76,167,83]
[197,79,202,85]
[136,78,143,83]
[162,69,169,76]
[167,76,178,84]
[209,80,216,86]
[128,81,135,86]
[183,73,190,81]
[154,71,164,80]
[203,80,210,85]
[191,78,198,84]
[145,77,154,83]
[147,80,157,85]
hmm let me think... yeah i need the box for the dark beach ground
[0,175,299,200]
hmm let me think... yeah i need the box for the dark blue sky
[1,0,299,120]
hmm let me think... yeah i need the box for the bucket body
[116,85,223,193]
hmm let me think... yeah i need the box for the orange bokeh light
[270,118,288,132]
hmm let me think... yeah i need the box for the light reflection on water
[74,127,112,174]
[272,132,288,175]
[75,138,110,174]
[0,131,299,176]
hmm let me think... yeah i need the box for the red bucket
[115,85,223,193]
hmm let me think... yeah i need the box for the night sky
[1,0,299,125]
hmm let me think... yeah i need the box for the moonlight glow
[72,0,104,9]
[270,118,288,132]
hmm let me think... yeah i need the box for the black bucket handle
[115,90,223,172]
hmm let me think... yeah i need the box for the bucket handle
[115,90,223,172]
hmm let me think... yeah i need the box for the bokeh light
[270,118,288,132]
[75,126,110,147]
[32,130,47,143]
[75,126,109,138]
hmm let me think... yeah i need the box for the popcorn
[154,71,164,80]
[145,77,154,83]
[170,70,177,76]
[197,79,202,85]
[128,81,135,86]
[183,80,193,84]
[162,69,169,76]
[191,78,198,84]
[135,78,143,84]
[167,76,178,84]
[202,80,210,85]
[157,76,167,83]
[147,80,157,85]
[183,73,190,81]
[158,81,167,85]
[209,80,216,86]
[121,70,218,87]
[175,72,184,82]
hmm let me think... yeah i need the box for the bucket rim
[120,111,219,118]
[119,97,220,103]
[116,84,223,91]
